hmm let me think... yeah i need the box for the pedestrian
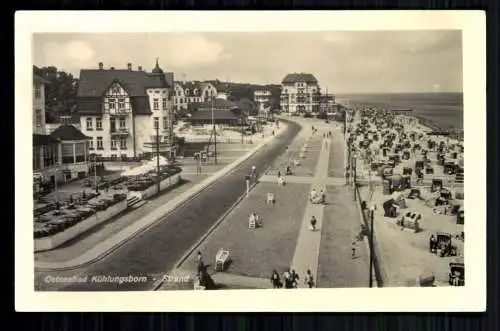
[310,216,317,231]
[196,251,204,275]
[277,170,281,179]
[270,270,281,289]
[304,269,315,288]
[283,269,293,289]
[351,241,356,258]
[320,189,326,204]
[290,269,300,288]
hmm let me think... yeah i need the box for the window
[96,137,103,150]
[119,118,126,128]
[86,118,93,130]
[111,139,118,150]
[118,98,125,110]
[163,117,168,129]
[35,109,43,126]
[153,117,159,129]
[88,139,94,150]
[35,84,41,98]
[112,86,120,94]
[162,98,167,109]
[96,117,103,130]
[109,98,116,110]
[153,98,159,110]
[119,138,127,149]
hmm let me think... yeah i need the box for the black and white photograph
[16,11,486,311]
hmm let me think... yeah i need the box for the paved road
[36,121,301,291]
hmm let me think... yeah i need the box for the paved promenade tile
[178,182,310,279]
[290,134,331,288]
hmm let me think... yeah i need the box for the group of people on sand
[270,269,315,289]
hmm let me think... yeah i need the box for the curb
[35,125,287,272]
[152,180,259,291]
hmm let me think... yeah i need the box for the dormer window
[185,89,190,96]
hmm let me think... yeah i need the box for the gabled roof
[50,125,91,141]
[77,69,169,97]
[282,73,318,84]
[33,134,60,147]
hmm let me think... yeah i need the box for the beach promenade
[159,117,370,290]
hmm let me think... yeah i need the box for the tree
[35,66,79,123]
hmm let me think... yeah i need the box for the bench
[215,248,230,272]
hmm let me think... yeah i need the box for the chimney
[110,67,115,70]
[127,63,132,71]
[98,62,103,70]
[138,65,142,71]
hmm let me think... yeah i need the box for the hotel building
[76,60,175,158]
[280,73,321,114]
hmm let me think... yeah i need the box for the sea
[336,93,463,131]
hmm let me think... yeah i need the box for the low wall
[34,199,128,252]
[128,173,182,200]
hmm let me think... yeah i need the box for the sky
[32,31,463,94]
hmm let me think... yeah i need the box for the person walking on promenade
[290,269,300,288]
[304,269,315,288]
[270,270,282,289]
[310,216,317,231]
[351,241,357,258]
[283,269,293,289]
[196,251,204,275]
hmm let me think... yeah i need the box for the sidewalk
[35,123,288,271]
[290,130,331,288]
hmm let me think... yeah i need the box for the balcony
[110,127,130,136]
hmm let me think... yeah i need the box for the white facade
[254,90,272,112]
[172,82,217,113]
[79,82,173,158]
[33,78,46,134]
[280,81,320,114]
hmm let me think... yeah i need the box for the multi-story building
[280,73,320,114]
[254,90,271,112]
[33,69,48,134]
[172,81,218,114]
[320,94,336,114]
[76,60,176,158]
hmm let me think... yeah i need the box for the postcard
[15,10,486,312]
